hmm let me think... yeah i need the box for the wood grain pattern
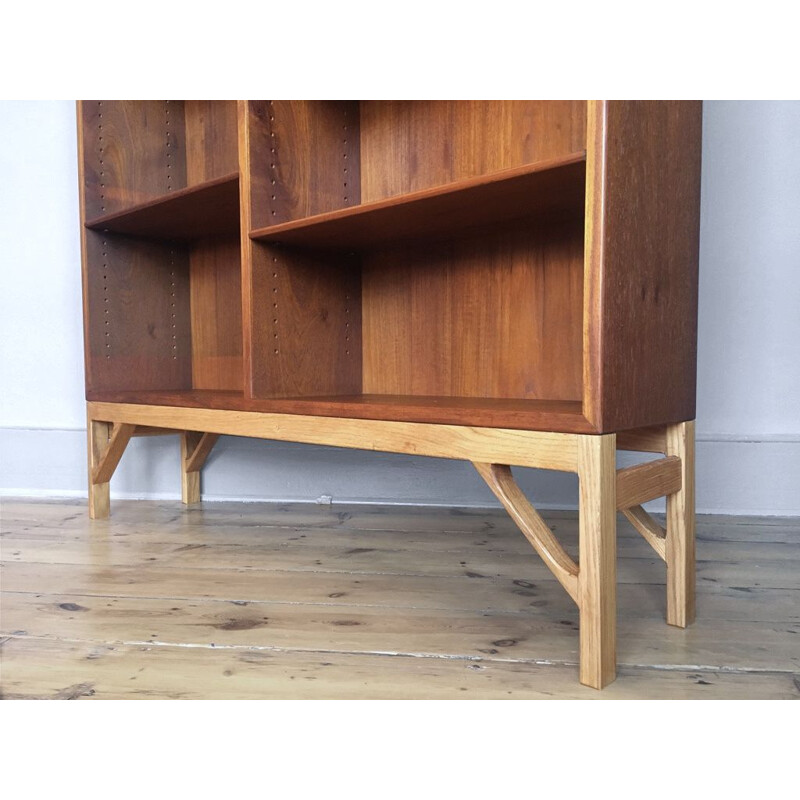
[250,156,585,249]
[616,425,668,454]
[615,456,682,510]
[362,217,584,402]
[181,432,201,504]
[5,637,796,700]
[81,100,187,219]
[184,101,239,185]
[247,101,360,230]
[189,234,243,391]
[87,401,580,472]
[622,505,667,561]
[85,173,239,240]
[473,463,579,603]
[248,242,362,398]
[183,432,220,474]
[666,420,696,627]
[83,392,593,433]
[83,231,192,394]
[86,419,111,519]
[577,434,617,688]
[6,500,787,699]
[360,100,586,202]
[584,101,702,432]
[91,422,135,484]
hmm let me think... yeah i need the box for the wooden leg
[181,432,202,505]
[577,434,617,689]
[665,420,696,627]
[87,418,111,520]
[181,432,220,505]
[87,414,136,519]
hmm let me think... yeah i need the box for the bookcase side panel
[584,100,702,432]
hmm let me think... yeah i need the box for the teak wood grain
[250,156,585,249]
[189,234,243,391]
[584,101,702,432]
[83,390,594,433]
[359,100,586,202]
[84,173,239,240]
[362,217,584,402]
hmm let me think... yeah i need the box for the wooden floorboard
[1,499,799,699]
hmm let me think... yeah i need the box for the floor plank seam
[3,634,798,679]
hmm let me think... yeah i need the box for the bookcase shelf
[85,172,239,240]
[250,154,585,249]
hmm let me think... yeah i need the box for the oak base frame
[85,401,696,690]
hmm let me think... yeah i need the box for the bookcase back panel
[83,231,192,392]
[247,242,362,398]
[81,101,239,221]
[359,101,586,203]
[189,235,243,391]
[184,101,239,184]
[82,101,187,219]
[362,217,584,401]
[246,101,361,229]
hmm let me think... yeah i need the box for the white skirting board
[0,427,798,516]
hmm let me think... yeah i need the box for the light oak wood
[133,426,182,436]
[86,418,111,519]
[91,422,135,485]
[622,505,667,561]
[473,463,579,603]
[666,420,696,627]
[180,431,201,505]
[180,432,219,504]
[577,434,617,689]
[87,402,579,472]
[616,426,668,454]
[183,432,220,474]
[615,456,682,511]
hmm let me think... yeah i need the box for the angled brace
[91,422,136,485]
[622,505,667,560]
[181,432,220,504]
[473,462,579,604]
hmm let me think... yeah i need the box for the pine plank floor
[1,498,798,699]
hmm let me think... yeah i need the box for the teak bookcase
[77,100,702,689]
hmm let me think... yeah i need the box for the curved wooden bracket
[473,462,579,604]
[622,504,666,560]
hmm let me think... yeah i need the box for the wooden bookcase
[78,100,702,689]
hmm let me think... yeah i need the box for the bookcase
[78,100,702,688]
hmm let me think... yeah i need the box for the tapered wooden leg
[578,434,617,689]
[665,420,696,627]
[87,418,111,520]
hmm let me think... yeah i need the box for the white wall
[1,100,798,514]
